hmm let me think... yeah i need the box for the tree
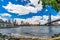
[41,0,59,11]
[56,0,60,10]
[56,0,60,4]
[0,33,2,37]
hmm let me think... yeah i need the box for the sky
[0,0,60,24]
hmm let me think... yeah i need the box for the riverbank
[0,26,20,28]
[0,33,60,40]
[0,25,59,29]
[9,37,60,40]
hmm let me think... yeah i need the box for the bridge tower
[48,13,51,26]
[48,13,52,37]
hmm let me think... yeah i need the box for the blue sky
[0,0,58,19]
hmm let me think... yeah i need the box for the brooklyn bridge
[39,5,57,26]
[44,19,60,26]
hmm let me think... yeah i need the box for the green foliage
[0,33,2,37]
[2,35,8,38]
[41,0,59,11]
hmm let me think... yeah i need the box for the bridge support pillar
[48,13,52,38]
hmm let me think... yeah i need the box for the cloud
[51,15,60,21]
[2,0,42,15]
[43,15,60,21]
[43,15,49,21]
[0,16,8,21]
[0,13,11,17]
[29,0,42,6]
[25,16,42,24]
[58,11,60,15]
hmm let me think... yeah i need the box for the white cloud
[25,16,42,24]
[0,13,11,17]
[3,0,42,15]
[0,16,8,21]
[58,11,60,15]
[29,0,42,6]
[42,15,60,21]
[43,15,49,21]
[51,15,60,21]
[40,20,48,24]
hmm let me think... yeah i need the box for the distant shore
[0,25,60,28]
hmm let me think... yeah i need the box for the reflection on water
[0,26,60,38]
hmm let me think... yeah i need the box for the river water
[0,26,60,38]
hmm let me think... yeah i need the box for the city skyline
[0,18,60,26]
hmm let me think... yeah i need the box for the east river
[0,26,60,38]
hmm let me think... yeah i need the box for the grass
[9,37,60,40]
